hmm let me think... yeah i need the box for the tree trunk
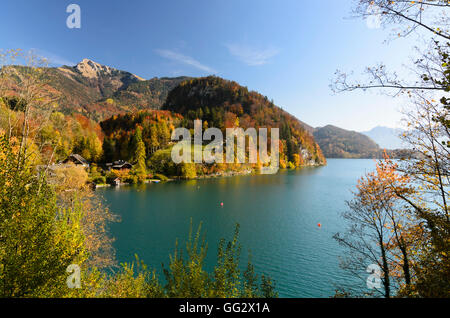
[380,242,391,298]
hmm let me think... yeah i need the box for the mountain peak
[75,58,113,79]
[73,58,146,81]
[362,126,406,149]
[78,58,101,67]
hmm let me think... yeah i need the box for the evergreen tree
[149,125,160,154]
[134,127,147,182]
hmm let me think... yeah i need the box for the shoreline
[93,163,327,188]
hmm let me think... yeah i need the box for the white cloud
[155,49,216,74]
[225,44,280,66]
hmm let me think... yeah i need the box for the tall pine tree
[134,127,147,182]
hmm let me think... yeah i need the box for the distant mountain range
[5,59,410,160]
[312,125,380,158]
[361,126,406,150]
[312,125,414,159]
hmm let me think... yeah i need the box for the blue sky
[0,0,419,131]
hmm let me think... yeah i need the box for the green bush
[180,163,197,179]
[149,148,177,176]
[92,176,107,184]
[125,175,138,184]
[154,173,168,181]
[74,222,278,298]
[0,135,88,297]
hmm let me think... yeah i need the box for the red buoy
[220,202,224,207]
[318,223,322,228]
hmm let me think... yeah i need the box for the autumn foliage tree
[334,1,449,297]
[335,153,415,297]
[0,51,91,296]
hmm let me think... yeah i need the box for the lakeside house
[106,160,133,171]
[37,154,89,178]
[61,154,90,168]
[112,177,121,186]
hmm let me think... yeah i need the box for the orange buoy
[318,223,322,228]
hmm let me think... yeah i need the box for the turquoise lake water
[98,159,377,297]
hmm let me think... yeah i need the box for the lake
[98,159,377,298]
